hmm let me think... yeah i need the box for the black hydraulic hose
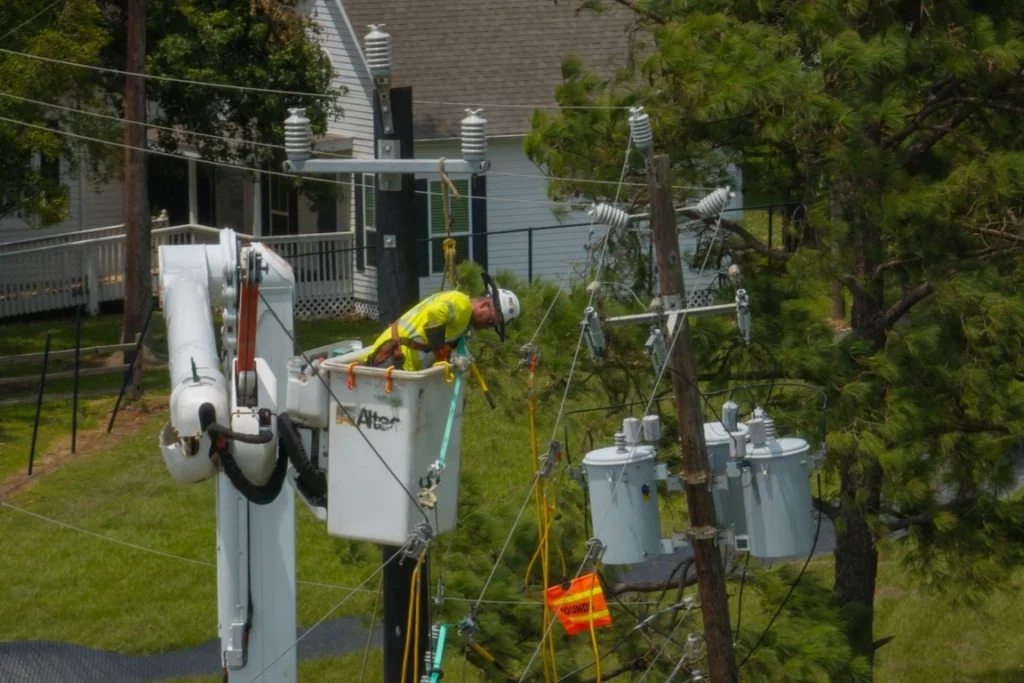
[277,412,327,499]
[198,402,287,505]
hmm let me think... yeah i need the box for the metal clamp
[735,288,751,343]
[418,462,443,509]
[539,440,562,479]
[681,470,710,486]
[403,522,434,559]
[685,526,718,541]
[518,343,539,370]
[585,537,607,565]
[457,607,479,637]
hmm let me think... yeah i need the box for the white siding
[415,138,591,296]
[0,152,124,243]
[301,0,377,306]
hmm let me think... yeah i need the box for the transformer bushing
[692,187,732,218]
[460,109,488,163]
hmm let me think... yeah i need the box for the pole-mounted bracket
[377,138,401,191]
[604,302,738,329]
[685,525,719,541]
[681,470,710,486]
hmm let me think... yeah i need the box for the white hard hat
[481,273,520,341]
[498,288,520,324]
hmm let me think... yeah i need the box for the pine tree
[526,0,1024,673]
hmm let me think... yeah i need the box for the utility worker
[362,273,521,371]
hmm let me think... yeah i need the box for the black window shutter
[354,173,365,271]
[414,178,429,278]
[471,175,487,272]
[260,172,270,237]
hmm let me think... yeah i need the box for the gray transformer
[582,436,662,565]
[704,421,749,544]
[741,435,815,559]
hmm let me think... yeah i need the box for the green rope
[436,337,466,472]
[430,624,449,683]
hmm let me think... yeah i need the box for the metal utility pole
[122,0,151,363]
[647,153,738,683]
[382,545,430,683]
[374,86,418,324]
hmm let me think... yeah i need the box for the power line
[412,99,632,111]
[488,170,716,192]
[0,114,579,208]
[0,90,351,158]
[0,0,64,42]
[0,46,334,99]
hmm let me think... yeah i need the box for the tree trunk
[834,458,881,664]
[122,0,151,361]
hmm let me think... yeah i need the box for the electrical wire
[255,289,429,524]
[357,577,383,683]
[737,471,824,668]
[0,90,352,157]
[413,99,632,111]
[472,474,541,609]
[0,46,334,98]
[0,0,64,42]
[0,114,590,209]
[241,545,406,683]
[488,171,716,192]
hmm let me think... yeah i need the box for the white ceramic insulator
[589,202,630,231]
[460,108,488,162]
[693,187,731,218]
[284,107,312,162]
[629,106,654,153]
[364,25,392,78]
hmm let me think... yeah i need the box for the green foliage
[527,0,1024,669]
[0,0,113,224]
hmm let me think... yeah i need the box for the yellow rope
[524,357,558,683]
[437,158,463,291]
[589,566,602,683]
[401,558,424,683]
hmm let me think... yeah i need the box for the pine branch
[976,227,1024,245]
[873,256,922,277]
[885,500,964,532]
[899,107,976,166]
[882,77,963,150]
[608,0,665,23]
[680,209,791,262]
[580,659,645,683]
[947,97,1024,116]
[880,281,934,329]
[608,562,698,597]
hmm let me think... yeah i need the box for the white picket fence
[0,222,356,320]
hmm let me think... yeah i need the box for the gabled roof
[342,0,633,139]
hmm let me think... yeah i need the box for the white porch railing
[0,223,356,320]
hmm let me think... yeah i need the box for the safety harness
[371,320,455,368]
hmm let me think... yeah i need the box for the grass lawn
[2,313,1024,682]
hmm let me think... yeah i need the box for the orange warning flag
[544,573,613,636]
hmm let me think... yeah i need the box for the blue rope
[430,624,449,683]
[436,337,466,472]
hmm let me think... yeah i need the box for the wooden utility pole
[647,154,738,682]
[122,0,151,364]
[373,86,418,324]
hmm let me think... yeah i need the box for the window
[428,178,471,275]
[363,174,377,268]
[268,173,294,235]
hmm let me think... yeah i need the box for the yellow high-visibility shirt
[363,291,474,370]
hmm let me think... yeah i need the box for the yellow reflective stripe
[548,587,604,607]
[565,609,611,623]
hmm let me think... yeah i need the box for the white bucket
[320,359,464,545]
